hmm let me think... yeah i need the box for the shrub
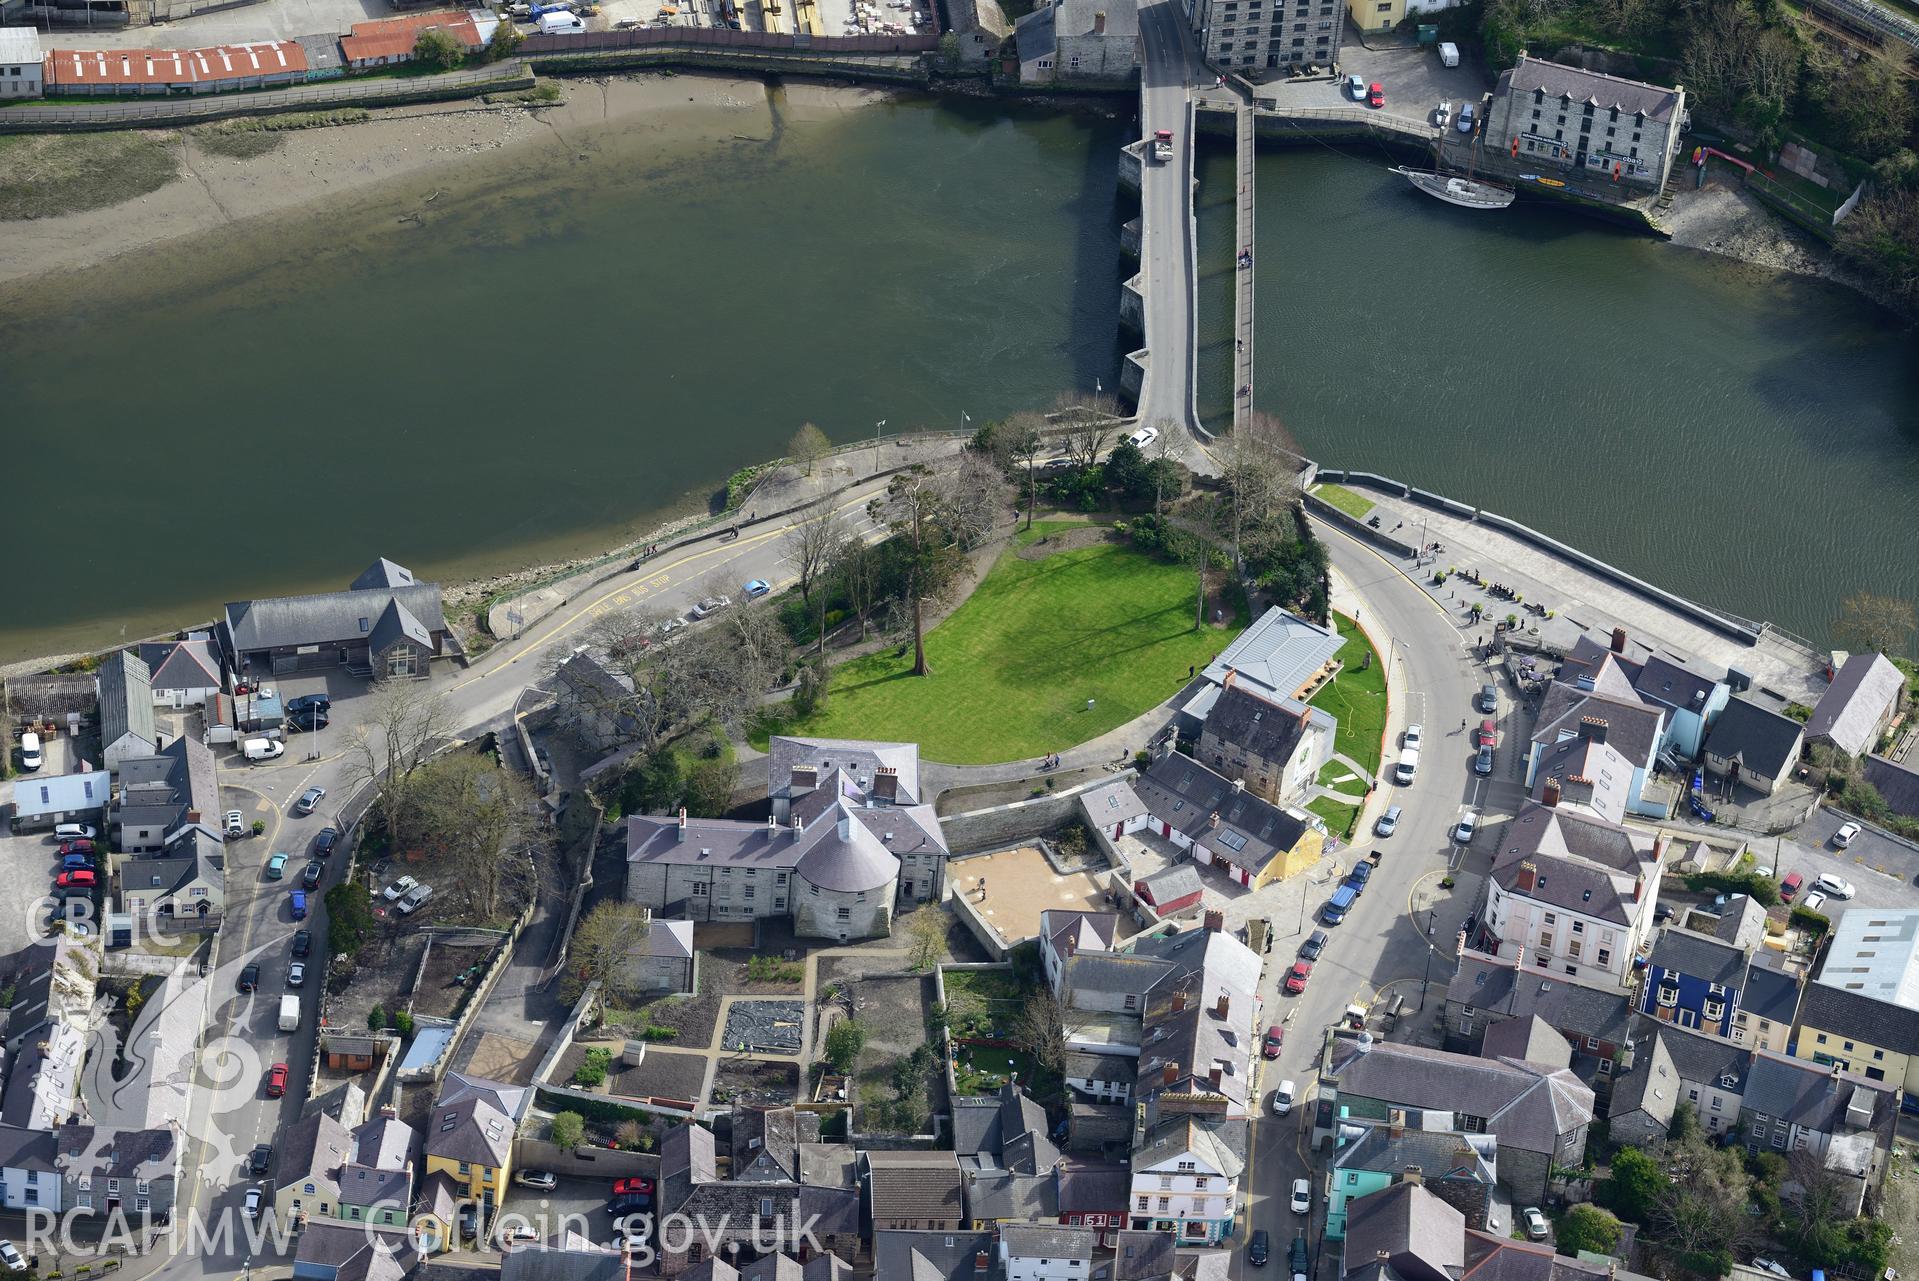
[640,1024,677,1041]
[368,1004,387,1032]
[1554,1204,1621,1256]
[1790,905,1832,938]
[550,1111,584,1149]
[251,819,266,836]
[1783,702,1814,722]
[326,882,375,954]
[393,1010,415,1036]
[1683,870,1781,907]
[824,1021,866,1073]
[573,1046,614,1087]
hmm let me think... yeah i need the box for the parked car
[1780,872,1804,901]
[289,709,330,733]
[243,1187,264,1220]
[1457,101,1476,133]
[742,579,771,599]
[54,870,95,890]
[1367,82,1384,107]
[1291,1179,1312,1214]
[517,1170,558,1191]
[1815,872,1856,899]
[225,810,247,837]
[1750,1260,1792,1280]
[291,930,312,958]
[691,596,732,619]
[1474,744,1494,775]
[612,1178,655,1196]
[1477,683,1498,713]
[382,875,418,902]
[266,852,289,879]
[295,786,325,815]
[1403,723,1423,750]
[1271,1080,1297,1116]
[1801,890,1827,914]
[1248,1229,1270,1267]
[1478,718,1498,747]
[58,839,95,857]
[1284,960,1313,994]
[249,1144,273,1176]
[1455,812,1478,843]
[265,1063,289,1097]
[52,823,97,842]
[0,1241,27,1273]
[1125,425,1160,449]
[655,617,687,638]
[498,1225,538,1251]
[290,890,308,921]
[1299,930,1328,961]
[1262,1025,1285,1058]
[313,827,339,857]
[1522,1207,1549,1240]
[1834,821,1862,848]
[1375,805,1402,837]
[61,853,94,872]
[18,733,41,772]
[1345,72,1365,99]
[397,883,435,916]
[285,694,331,714]
[239,964,260,993]
[1289,1235,1310,1279]
[300,860,325,890]
[287,962,306,988]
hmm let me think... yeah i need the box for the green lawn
[1314,484,1376,521]
[1308,795,1361,836]
[1309,612,1387,781]
[757,523,1248,764]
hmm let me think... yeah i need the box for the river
[0,86,1914,666]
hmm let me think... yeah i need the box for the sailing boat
[1389,113,1515,210]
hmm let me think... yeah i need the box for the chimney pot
[1402,1165,1422,1186]
[1633,873,1644,902]
[1093,7,1105,31]
[1215,993,1230,1020]
[1172,989,1187,1013]
[1517,861,1539,894]
[1163,1061,1179,1086]
[1232,778,1244,792]
[791,765,818,791]
[1611,627,1628,654]
[1204,909,1223,934]
[1542,778,1561,808]
[677,808,687,841]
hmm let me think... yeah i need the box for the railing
[1253,102,1431,142]
[519,24,937,52]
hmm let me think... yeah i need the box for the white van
[537,10,585,31]
[278,994,300,1032]
[1437,41,1459,67]
[1394,747,1419,784]
[243,738,285,762]
[19,732,42,771]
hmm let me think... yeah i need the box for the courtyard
[948,844,1126,949]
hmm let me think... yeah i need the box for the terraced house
[1794,908,1919,1105]
[422,1074,523,1211]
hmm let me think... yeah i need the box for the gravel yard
[722,999,805,1054]
[607,1048,709,1105]
[711,1058,800,1108]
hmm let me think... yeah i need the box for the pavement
[1135,0,1206,437]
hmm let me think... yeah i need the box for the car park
[249,1144,273,1175]
[1457,101,1476,133]
[301,860,325,890]
[1834,821,1862,848]
[1474,744,1494,775]
[1780,872,1804,901]
[243,1187,264,1220]
[287,962,306,988]
[1272,1080,1297,1116]
[53,823,97,842]
[1815,872,1856,899]
[397,883,434,916]
[1291,1179,1311,1214]
[295,787,325,815]
[516,1170,558,1191]
[1375,805,1402,837]
[1455,812,1478,843]
[291,930,312,958]
[383,875,418,902]
[1478,683,1498,713]
[266,852,288,879]
[265,1063,288,1097]
[239,964,260,992]
[225,811,247,837]
[1299,930,1327,961]
[691,596,732,619]
[1801,890,1827,914]
[1522,1207,1549,1240]
[742,579,771,599]
[1284,960,1313,994]
[1367,82,1384,107]
[1263,1025,1285,1058]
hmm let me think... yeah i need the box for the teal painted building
[1325,1120,1497,1240]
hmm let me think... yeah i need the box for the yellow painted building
[1134,751,1328,891]
[1792,982,1919,1098]
[1346,0,1402,33]
[422,1074,524,1209]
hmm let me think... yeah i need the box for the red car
[1262,1025,1285,1058]
[265,1063,289,1098]
[612,1177,654,1196]
[1367,82,1384,108]
[54,870,96,890]
[1478,719,1498,747]
[1780,872,1804,901]
[58,839,95,857]
[1285,960,1314,994]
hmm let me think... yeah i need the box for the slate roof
[1650,927,1748,990]
[627,790,936,893]
[53,1123,175,1183]
[1491,803,1655,927]
[1138,863,1205,906]
[1044,910,1117,958]
[1327,1039,1594,1155]
[1000,1224,1095,1261]
[1741,1048,1890,1131]
[502,1243,628,1281]
[224,561,446,654]
[951,1081,1058,1174]
[1079,778,1148,830]
[862,1150,963,1222]
[0,1126,57,1173]
[1797,982,1919,1054]
[1054,1159,1129,1212]
[1501,54,1682,121]
[1863,754,1919,818]
[768,737,920,805]
[1449,952,1637,1047]
[278,1111,353,1204]
[1062,1051,1133,1084]
[1203,683,1313,764]
[1344,1181,1466,1281]
[1134,1115,1246,1178]
[1060,951,1165,1005]
[437,1072,527,1118]
[1633,655,1720,715]
[337,1162,411,1209]
[99,650,155,751]
[1479,1015,1571,1069]
[1704,697,1804,780]
[639,918,696,960]
[1807,653,1907,756]
[732,1106,819,1181]
[1460,1233,1562,1281]
[872,1230,996,1281]
[424,1095,513,1168]
[3,672,97,722]
[1134,751,1310,876]
[369,597,432,657]
[1013,0,1055,59]
[293,1224,415,1281]
[1528,735,1632,824]
[1201,607,1344,702]
[1334,1124,1497,1187]
[1649,1018,1751,1092]
[1532,682,1664,767]
[115,734,222,839]
[1,1021,83,1129]
[963,1167,1057,1221]
[139,638,221,693]
[1741,956,1802,1027]
[1114,1231,1177,1281]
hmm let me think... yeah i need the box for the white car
[1272,1079,1297,1115]
[397,883,435,916]
[1124,425,1160,450]
[52,823,97,842]
[243,1186,264,1220]
[691,596,732,619]
[1834,821,1862,849]
[0,1241,25,1273]
[1403,724,1423,750]
[1454,812,1478,844]
[1801,890,1827,914]
[1815,872,1856,899]
[382,875,418,903]
[224,811,247,837]
[1345,73,1365,99]
[1522,1206,1549,1240]
[1290,1178,1311,1215]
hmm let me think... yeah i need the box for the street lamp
[1419,908,1437,1011]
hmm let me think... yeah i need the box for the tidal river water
[0,86,1914,666]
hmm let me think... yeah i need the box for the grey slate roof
[1527,735,1632,823]
[1479,1015,1571,1069]
[1000,1224,1094,1261]
[1633,655,1719,715]
[424,1095,513,1168]
[1649,927,1748,990]
[139,639,221,693]
[1704,697,1804,780]
[1134,1115,1246,1179]
[1,1021,83,1129]
[1491,803,1653,927]
[1741,956,1802,1027]
[1344,1181,1466,1281]
[1808,653,1907,756]
[224,562,446,654]
[862,1150,963,1222]
[278,1111,353,1203]
[873,1230,996,1281]
[1647,1018,1751,1093]
[1532,682,1664,768]
[1014,3,1055,63]
[1062,1051,1132,1084]
[1501,54,1682,122]
[99,650,155,751]
[1079,778,1148,830]
[1114,1232,1176,1281]
[54,1123,176,1184]
[368,598,432,656]
[951,1081,1058,1174]
[1201,607,1344,702]
[1334,1124,1497,1187]
[1449,952,1636,1048]
[1060,950,1165,1005]
[768,737,920,805]
[1741,1049,1888,1131]
[1054,1159,1129,1212]
[1203,683,1312,765]
[1797,982,1919,1053]
[1138,862,1205,906]
[963,1167,1056,1221]
[0,1125,57,1173]
[350,558,418,591]
[1134,751,1310,876]
[437,1072,528,1118]
[502,1243,628,1281]
[1328,1039,1594,1156]
[732,1106,818,1181]
[1863,754,1919,818]
[627,786,938,893]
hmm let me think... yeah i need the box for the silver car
[1345,73,1365,100]
[691,596,732,619]
[396,883,435,916]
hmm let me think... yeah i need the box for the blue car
[743,579,771,600]
[61,854,94,872]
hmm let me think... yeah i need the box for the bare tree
[905,908,947,971]
[341,677,456,851]
[829,530,882,642]
[1004,412,1047,531]
[1834,590,1916,658]
[788,422,832,477]
[868,467,971,677]
[940,450,1011,551]
[1065,420,1114,470]
[694,605,792,733]
[1147,421,1183,517]
[1652,1126,1756,1260]
[566,901,652,1003]
[783,498,843,614]
[1010,986,1068,1075]
[410,753,540,919]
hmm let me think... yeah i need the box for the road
[1134,0,1205,437]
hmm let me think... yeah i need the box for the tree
[1602,1146,1664,1222]
[868,467,972,677]
[325,882,375,957]
[341,677,455,857]
[409,753,539,920]
[1064,419,1114,470]
[1670,1099,1702,1143]
[824,1020,866,1073]
[484,20,524,60]
[1010,987,1067,1075]
[905,908,946,971]
[1003,412,1046,531]
[783,498,842,612]
[1145,423,1183,516]
[1834,590,1916,657]
[696,605,792,733]
[1556,1204,1623,1256]
[550,1112,584,1149]
[1837,183,1919,308]
[1104,438,1148,500]
[789,422,831,477]
[683,750,739,817]
[1651,1128,1756,1261]
[1807,44,1916,160]
[567,902,651,1003]
[412,27,465,70]
[829,528,882,641]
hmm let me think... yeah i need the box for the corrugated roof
[45,40,308,88]
[1201,607,1344,702]
[339,10,481,62]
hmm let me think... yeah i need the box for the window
[1586,1037,1599,1050]
[1160,1176,1174,1190]
[1137,1197,1149,1211]
[1177,1161,1195,1171]
[837,907,851,919]
[744,885,755,900]
[1158,1197,1171,1212]
[1543,912,1556,926]
[1597,949,1611,967]
[692,882,707,896]
[1711,1096,1722,1111]
[1566,965,1578,977]
[1568,941,1581,959]
[1629,147,1639,158]
[1598,1058,1612,1076]
[1689,1089,1700,1102]
[1539,932,1553,950]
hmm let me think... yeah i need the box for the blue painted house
[1640,926,1748,1037]
[1634,655,1730,761]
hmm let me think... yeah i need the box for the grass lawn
[1308,795,1361,836]
[1309,612,1387,781]
[943,969,1027,1037]
[757,523,1248,764]
[953,1043,1060,1101]
[1314,484,1376,521]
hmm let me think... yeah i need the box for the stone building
[1015,0,1139,83]
[1486,54,1686,194]
[1194,681,1332,807]
[1186,0,1341,80]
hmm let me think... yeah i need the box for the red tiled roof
[339,10,482,63]
[44,40,308,88]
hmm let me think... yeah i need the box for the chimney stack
[1163,1061,1179,1086]
[1214,993,1230,1020]
[1611,627,1628,654]
[768,815,777,833]
[1172,988,1188,1013]
[677,808,687,841]
[1579,716,1609,744]
[1542,778,1561,808]
[1064,934,1077,958]
[1093,8,1105,31]
[791,816,803,836]
[872,766,899,803]
[1208,1066,1223,1090]
[974,1252,990,1274]
[1389,1114,1404,1140]
[1402,1165,1423,1186]
[1633,873,1643,903]
[1516,861,1539,894]
[1204,909,1224,934]
[791,765,818,792]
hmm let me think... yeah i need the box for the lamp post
[1419,908,1437,1011]
[874,420,886,475]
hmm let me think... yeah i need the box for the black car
[291,930,312,958]
[1300,930,1328,961]
[607,1194,652,1216]
[301,861,325,890]
[313,827,340,857]
[1248,1229,1270,1267]
[249,1143,272,1175]
[1289,1235,1310,1275]
[289,709,330,733]
[1477,683,1498,713]
[239,964,260,993]
[285,694,332,714]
